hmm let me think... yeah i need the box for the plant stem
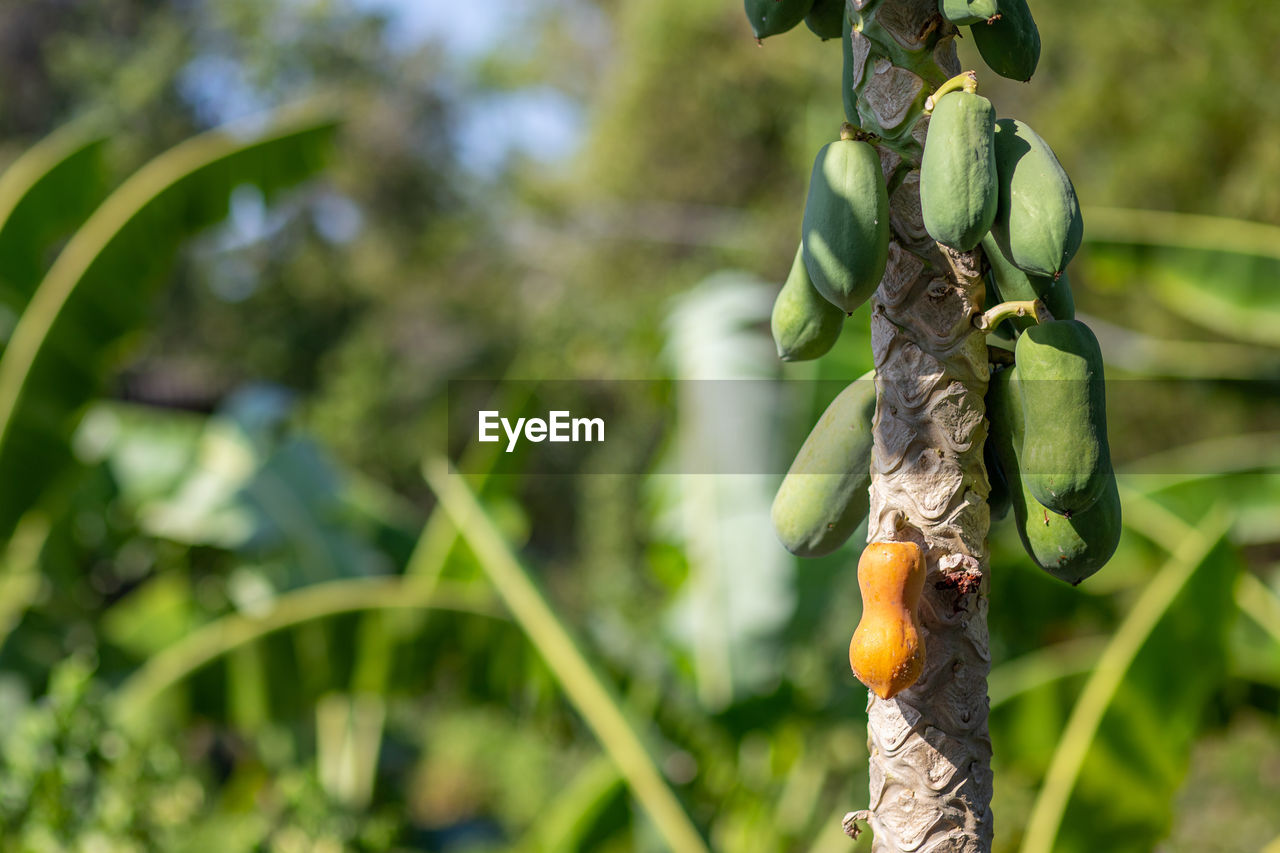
[925,70,979,112]
[843,1,994,848]
[422,458,710,853]
[112,576,504,720]
[976,298,1045,330]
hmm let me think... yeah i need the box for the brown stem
[844,0,995,849]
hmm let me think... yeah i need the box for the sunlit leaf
[0,122,110,315]
[1085,239,1280,348]
[1021,510,1238,853]
[0,103,341,544]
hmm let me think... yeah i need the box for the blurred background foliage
[0,0,1277,851]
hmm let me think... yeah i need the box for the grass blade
[1020,507,1235,853]
[111,576,502,721]
[0,102,340,543]
[0,122,110,311]
[423,456,709,853]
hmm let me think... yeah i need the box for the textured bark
[842,1,995,850]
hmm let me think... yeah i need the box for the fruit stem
[975,298,1045,331]
[924,70,978,112]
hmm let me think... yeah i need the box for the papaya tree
[757,1,1118,849]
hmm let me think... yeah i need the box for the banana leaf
[0,123,110,315]
[1021,511,1238,853]
[0,103,341,544]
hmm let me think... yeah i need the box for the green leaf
[0,103,341,544]
[1020,509,1239,853]
[0,122,111,315]
[1147,250,1280,347]
[423,457,710,853]
[111,576,503,719]
[517,754,624,852]
[1084,206,1280,263]
[1082,312,1280,379]
[1083,207,1280,348]
[1085,242,1280,348]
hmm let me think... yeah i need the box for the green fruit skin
[801,138,890,314]
[772,244,845,361]
[940,0,999,26]
[839,8,857,122]
[772,373,876,557]
[985,432,1011,522]
[981,232,1075,333]
[1015,320,1114,516]
[1022,476,1121,586]
[970,0,1040,81]
[920,91,998,251]
[744,0,814,38]
[992,119,1083,279]
[987,367,1121,585]
[804,0,844,39]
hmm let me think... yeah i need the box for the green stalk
[422,457,710,853]
[111,577,503,721]
[924,69,978,111]
[1084,205,1280,261]
[976,298,1045,330]
[1019,508,1230,853]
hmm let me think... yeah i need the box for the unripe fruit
[940,0,999,27]
[991,118,1082,279]
[804,0,844,40]
[1016,319,1113,516]
[772,372,875,556]
[801,133,890,314]
[771,243,845,361]
[970,0,1040,82]
[920,89,998,251]
[987,366,1120,586]
[744,0,813,39]
[981,232,1075,332]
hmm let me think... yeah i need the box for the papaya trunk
[841,1,995,849]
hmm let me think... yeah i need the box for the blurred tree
[0,1,1278,851]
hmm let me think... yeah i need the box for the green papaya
[981,232,1075,332]
[987,366,1120,585]
[992,119,1082,279]
[970,0,1040,82]
[985,366,1023,510]
[920,90,998,251]
[984,431,1010,522]
[744,0,814,39]
[772,372,876,557]
[772,243,845,361]
[1015,320,1113,516]
[840,8,858,123]
[1019,474,1121,587]
[801,135,890,314]
[805,0,844,40]
[986,365,1020,468]
[940,0,999,26]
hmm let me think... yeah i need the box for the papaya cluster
[753,0,1117,696]
[747,0,1040,80]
